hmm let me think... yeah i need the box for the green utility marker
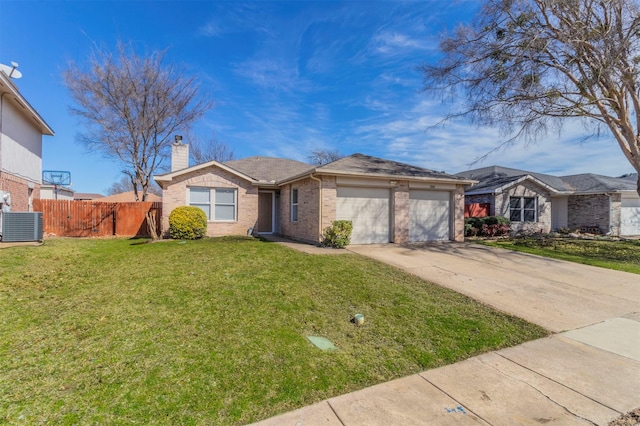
[307,336,338,351]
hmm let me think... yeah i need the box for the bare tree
[308,149,343,166]
[421,0,640,195]
[106,175,162,197]
[64,40,213,202]
[189,131,236,164]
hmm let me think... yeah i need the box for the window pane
[292,189,298,204]
[190,187,210,203]
[192,204,210,220]
[215,189,235,204]
[509,210,521,222]
[509,197,521,209]
[523,210,535,222]
[523,197,536,209]
[215,204,235,221]
[292,205,298,222]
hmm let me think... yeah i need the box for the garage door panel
[621,208,640,236]
[409,190,451,242]
[621,196,640,236]
[337,187,390,244]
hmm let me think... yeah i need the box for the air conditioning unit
[1,212,44,242]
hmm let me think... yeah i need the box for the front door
[257,192,274,233]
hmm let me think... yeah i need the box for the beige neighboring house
[154,142,474,244]
[40,185,74,200]
[457,166,640,236]
[0,69,54,211]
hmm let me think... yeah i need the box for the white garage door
[409,190,451,242]
[337,187,390,244]
[621,196,640,236]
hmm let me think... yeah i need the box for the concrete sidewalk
[252,242,640,425]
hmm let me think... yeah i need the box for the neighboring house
[154,142,474,244]
[74,193,105,201]
[40,184,74,200]
[0,69,54,211]
[457,166,640,236]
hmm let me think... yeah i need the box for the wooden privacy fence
[33,200,162,237]
[465,203,490,218]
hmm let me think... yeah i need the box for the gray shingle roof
[317,153,465,181]
[560,173,637,192]
[457,165,573,192]
[620,173,638,183]
[224,156,314,182]
[457,165,637,194]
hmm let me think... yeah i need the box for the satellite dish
[0,61,22,79]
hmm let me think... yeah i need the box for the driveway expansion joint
[493,351,622,417]
[326,400,346,426]
[418,374,491,425]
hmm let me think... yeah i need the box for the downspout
[310,173,322,243]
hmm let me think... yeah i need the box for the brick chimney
[171,135,189,171]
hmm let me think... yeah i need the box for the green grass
[479,236,640,274]
[0,237,547,425]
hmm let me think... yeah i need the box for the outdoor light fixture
[174,135,183,143]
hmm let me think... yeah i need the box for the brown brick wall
[279,177,322,244]
[161,166,257,238]
[568,193,619,234]
[392,181,410,243]
[0,172,39,212]
[453,185,465,241]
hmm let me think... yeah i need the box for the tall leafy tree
[421,0,640,194]
[64,40,213,201]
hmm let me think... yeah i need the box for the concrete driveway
[253,241,640,426]
[348,242,640,333]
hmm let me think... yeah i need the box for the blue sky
[0,0,635,194]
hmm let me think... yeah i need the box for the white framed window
[291,188,298,222]
[214,188,236,221]
[189,187,211,219]
[189,187,237,221]
[509,196,537,222]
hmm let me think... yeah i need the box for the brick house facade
[458,166,639,236]
[155,150,473,244]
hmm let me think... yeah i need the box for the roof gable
[457,165,572,192]
[0,71,54,136]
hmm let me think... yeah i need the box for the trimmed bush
[169,206,207,240]
[465,216,510,237]
[323,220,353,248]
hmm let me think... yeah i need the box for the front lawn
[479,236,640,274]
[0,237,547,424]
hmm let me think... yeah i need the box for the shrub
[323,220,353,248]
[465,216,510,237]
[169,206,207,240]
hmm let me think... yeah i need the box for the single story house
[154,142,475,244]
[457,166,640,236]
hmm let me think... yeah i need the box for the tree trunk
[146,210,159,240]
